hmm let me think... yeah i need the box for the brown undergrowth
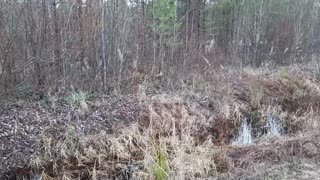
[2,64,320,179]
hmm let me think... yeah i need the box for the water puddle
[232,115,283,146]
[232,118,253,146]
[266,115,282,137]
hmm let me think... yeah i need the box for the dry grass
[7,64,320,179]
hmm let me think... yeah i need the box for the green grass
[64,91,91,105]
[151,142,170,180]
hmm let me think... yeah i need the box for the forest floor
[1,64,320,179]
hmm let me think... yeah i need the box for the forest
[1,0,320,179]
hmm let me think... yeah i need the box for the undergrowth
[5,64,320,179]
[64,91,93,106]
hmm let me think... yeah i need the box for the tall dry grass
[10,64,320,179]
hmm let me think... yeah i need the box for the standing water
[232,118,253,146]
[266,115,282,136]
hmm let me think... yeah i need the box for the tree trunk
[53,0,63,80]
